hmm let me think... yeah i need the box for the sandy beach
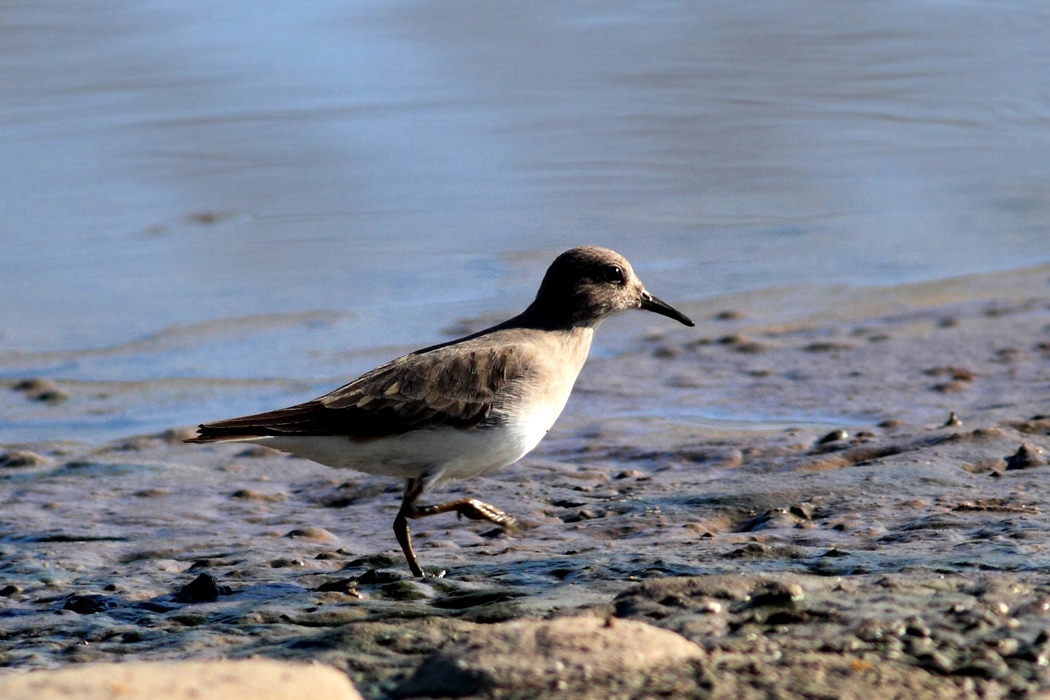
[2,264,1049,698]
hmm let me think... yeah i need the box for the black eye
[599,264,626,285]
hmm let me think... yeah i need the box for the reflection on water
[2,0,1049,364]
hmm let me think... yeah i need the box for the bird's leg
[393,478,519,578]
[409,498,519,531]
[393,478,426,578]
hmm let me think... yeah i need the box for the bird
[185,246,694,577]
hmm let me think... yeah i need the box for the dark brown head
[524,246,694,329]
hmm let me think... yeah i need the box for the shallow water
[2,279,1050,695]
[3,1,1050,381]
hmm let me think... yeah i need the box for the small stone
[63,594,121,615]
[0,450,49,468]
[270,558,307,568]
[13,378,69,403]
[802,341,855,353]
[12,378,47,392]
[236,445,282,458]
[1,584,23,596]
[651,345,679,359]
[0,660,363,699]
[615,470,645,480]
[230,488,286,502]
[160,427,195,443]
[285,527,337,542]
[924,366,976,382]
[1005,443,1046,470]
[750,580,805,607]
[313,578,360,594]
[714,309,747,321]
[817,429,848,445]
[561,509,600,523]
[727,543,771,559]
[356,569,404,585]
[114,436,157,451]
[175,573,231,603]
[394,616,702,698]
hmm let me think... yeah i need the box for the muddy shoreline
[2,266,1050,698]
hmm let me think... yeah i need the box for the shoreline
[2,262,1050,697]
[3,261,1049,445]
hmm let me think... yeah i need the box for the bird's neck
[513,297,607,331]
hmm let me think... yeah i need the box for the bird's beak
[640,290,694,327]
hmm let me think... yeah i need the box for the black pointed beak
[640,290,694,327]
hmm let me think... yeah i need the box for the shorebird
[186,246,693,576]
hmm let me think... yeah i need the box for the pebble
[816,429,848,445]
[0,450,49,468]
[174,574,231,603]
[394,616,703,698]
[230,488,286,502]
[0,659,363,700]
[1005,444,1046,470]
[284,527,337,542]
[12,378,69,403]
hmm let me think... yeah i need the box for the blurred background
[2,0,1049,438]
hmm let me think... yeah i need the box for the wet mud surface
[2,267,1050,698]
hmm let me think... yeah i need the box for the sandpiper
[186,246,693,576]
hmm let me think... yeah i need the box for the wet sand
[2,265,1050,698]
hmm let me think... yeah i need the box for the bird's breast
[491,327,594,449]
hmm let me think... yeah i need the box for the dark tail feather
[183,400,328,443]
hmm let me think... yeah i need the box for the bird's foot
[455,498,519,531]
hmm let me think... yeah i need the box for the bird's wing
[186,343,528,443]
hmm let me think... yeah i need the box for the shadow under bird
[186,246,694,577]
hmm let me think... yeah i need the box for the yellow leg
[392,478,518,578]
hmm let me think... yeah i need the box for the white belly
[256,393,562,484]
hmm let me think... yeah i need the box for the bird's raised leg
[393,477,518,578]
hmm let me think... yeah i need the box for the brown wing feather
[187,341,527,443]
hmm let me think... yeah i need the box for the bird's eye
[600,264,626,285]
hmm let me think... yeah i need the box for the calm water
[2,1,1049,408]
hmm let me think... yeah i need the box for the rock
[174,573,231,603]
[750,580,805,608]
[393,616,703,698]
[285,527,337,542]
[230,488,286,502]
[714,309,747,321]
[816,429,849,445]
[236,445,283,458]
[0,450,49,468]
[160,427,199,443]
[63,594,122,615]
[12,378,69,403]
[0,659,362,700]
[1005,443,1046,470]
[789,502,815,520]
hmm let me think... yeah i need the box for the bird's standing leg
[393,478,426,578]
[393,477,519,578]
